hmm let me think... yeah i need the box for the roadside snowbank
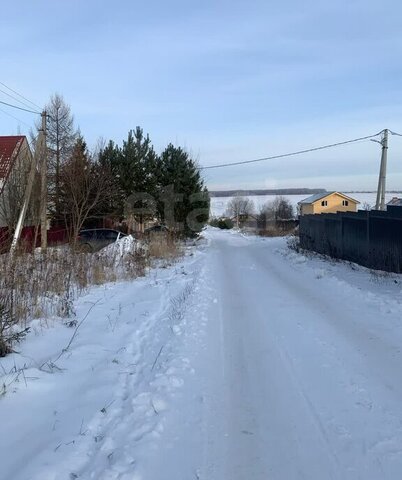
[99,234,144,257]
[0,239,211,480]
[3,228,402,479]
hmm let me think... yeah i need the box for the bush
[0,299,29,357]
[0,234,182,356]
[209,217,234,229]
[287,234,301,252]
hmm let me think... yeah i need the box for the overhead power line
[0,99,41,115]
[0,87,39,112]
[0,106,31,129]
[389,130,402,137]
[200,130,385,170]
[0,80,41,110]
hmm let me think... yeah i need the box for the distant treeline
[209,188,326,198]
[345,191,402,194]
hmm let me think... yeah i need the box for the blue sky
[1,0,402,191]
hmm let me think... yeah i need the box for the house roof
[387,197,402,206]
[0,135,25,180]
[298,191,360,205]
[298,191,334,205]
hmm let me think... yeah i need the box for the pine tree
[100,127,158,228]
[119,127,158,194]
[157,144,209,235]
[98,140,122,217]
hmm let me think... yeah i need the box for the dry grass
[258,225,297,237]
[0,234,181,354]
[146,233,181,264]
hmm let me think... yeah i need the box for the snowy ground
[210,192,397,216]
[2,228,402,479]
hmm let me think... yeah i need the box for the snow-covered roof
[298,191,360,205]
[387,197,402,206]
[298,192,334,205]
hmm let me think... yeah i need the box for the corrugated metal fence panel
[299,209,402,273]
[314,216,327,254]
[387,205,402,218]
[342,214,368,265]
[369,215,402,273]
[324,215,342,258]
[299,215,314,250]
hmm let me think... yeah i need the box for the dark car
[77,229,127,252]
[144,225,170,235]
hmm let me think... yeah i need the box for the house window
[342,200,349,206]
[321,200,328,206]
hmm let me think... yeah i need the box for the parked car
[144,225,170,235]
[77,229,127,252]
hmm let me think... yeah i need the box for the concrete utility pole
[39,111,48,250]
[375,129,389,211]
[10,141,37,252]
[10,112,47,252]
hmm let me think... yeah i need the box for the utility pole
[10,140,37,252]
[375,129,389,211]
[39,110,48,250]
[10,112,47,252]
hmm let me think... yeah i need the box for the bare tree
[92,137,107,162]
[259,196,294,221]
[226,195,255,226]
[59,136,113,246]
[32,94,77,225]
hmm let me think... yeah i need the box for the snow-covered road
[199,230,402,479]
[2,228,402,479]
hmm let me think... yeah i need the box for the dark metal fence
[299,206,402,273]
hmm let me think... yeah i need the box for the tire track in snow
[197,229,402,479]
